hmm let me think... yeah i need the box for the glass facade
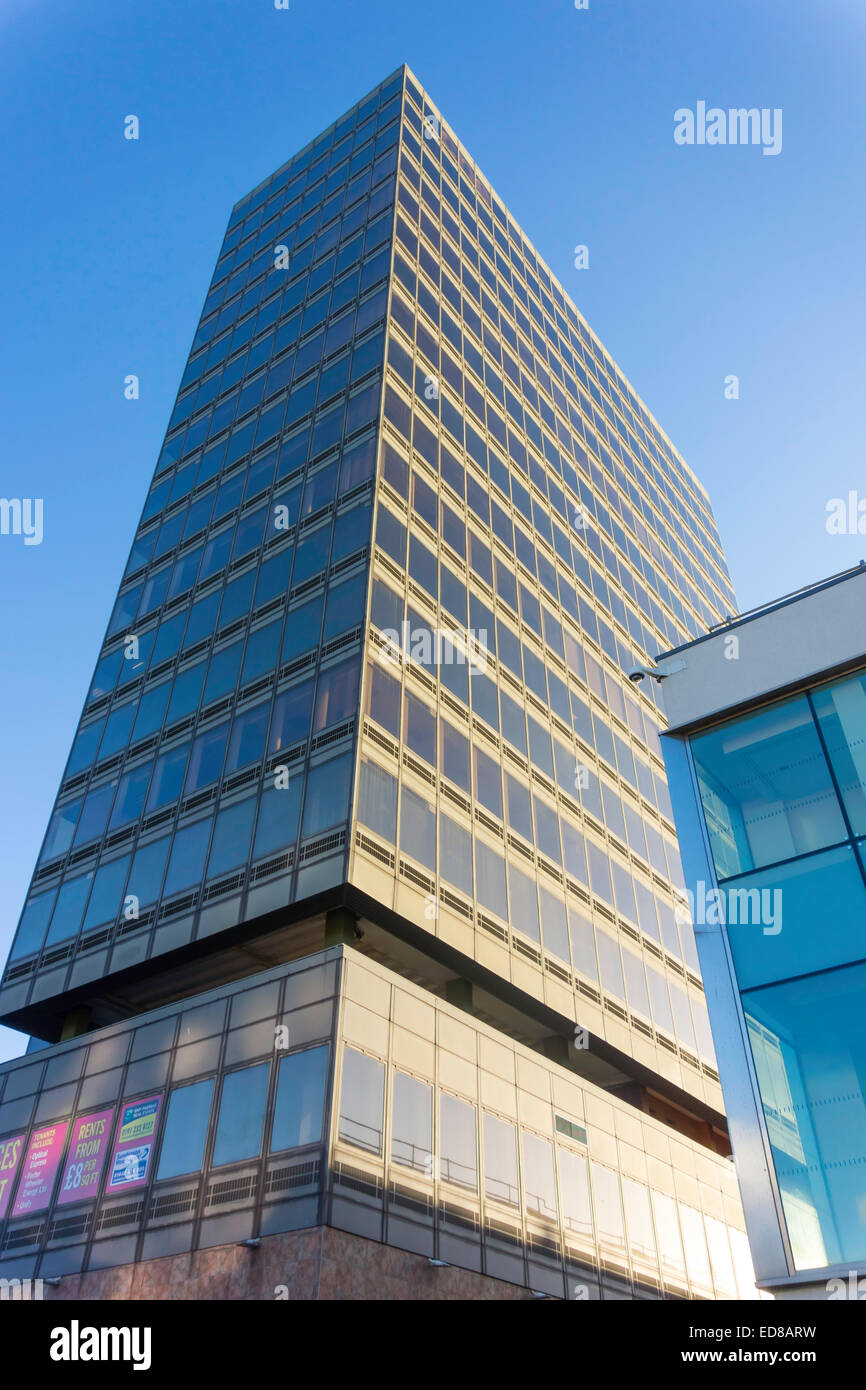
[0,946,755,1296]
[690,665,866,1270]
[3,71,402,1006]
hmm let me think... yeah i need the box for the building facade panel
[0,945,755,1299]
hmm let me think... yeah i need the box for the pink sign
[56,1108,115,1206]
[0,1134,25,1219]
[11,1122,69,1217]
[106,1095,162,1192]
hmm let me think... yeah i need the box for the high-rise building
[660,562,866,1299]
[0,65,755,1299]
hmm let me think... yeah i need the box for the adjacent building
[660,561,866,1298]
[0,65,756,1299]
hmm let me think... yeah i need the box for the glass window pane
[679,1204,712,1291]
[157,1079,215,1179]
[591,1161,625,1250]
[622,1177,657,1265]
[724,844,865,991]
[522,1131,558,1223]
[357,758,397,842]
[212,1062,270,1166]
[338,1047,384,1155]
[301,752,352,836]
[391,1071,432,1173]
[812,673,866,836]
[691,697,846,879]
[271,1045,329,1151]
[163,818,212,897]
[439,1092,477,1190]
[207,798,256,878]
[483,1112,519,1207]
[652,1189,686,1279]
[558,1147,593,1240]
[744,961,866,1268]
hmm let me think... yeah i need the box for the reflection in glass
[157,1078,215,1180]
[391,1071,432,1173]
[271,1045,329,1151]
[212,1062,270,1166]
[338,1047,384,1154]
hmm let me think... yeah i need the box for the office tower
[0,65,755,1299]
[661,561,866,1299]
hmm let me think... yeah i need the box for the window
[692,696,846,880]
[357,758,397,842]
[163,818,212,897]
[365,662,401,737]
[399,784,436,871]
[313,656,359,730]
[483,1113,519,1207]
[146,745,189,811]
[157,1079,215,1180]
[212,1062,270,1166]
[271,1045,329,1151]
[439,814,472,896]
[81,856,130,931]
[185,723,229,793]
[126,836,169,909]
[591,1162,625,1249]
[253,781,302,859]
[207,798,256,879]
[338,1047,384,1154]
[522,1131,558,1223]
[391,1071,432,1173]
[269,680,314,752]
[475,840,507,919]
[404,691,436,766]
[440,721,470,791]
[226,702,269,771]
[301,752,352,835]
[558,1148,593,1239]
[440,1093,477,1190]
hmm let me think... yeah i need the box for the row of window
[387,294,711,651]
[356,754,711,1059]
[18,643,362,954]
[336,1046,748,1296]
[390,217,717,651]
[363,643,682,900]
[398,77,726,570]
[16,737,353,963]
[395,96,730,607]
[223,75,728,622]
[0,1045,329,1226]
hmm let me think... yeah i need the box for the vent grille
[265,1159,320,1196]
[355,831,395,869]
[298,829,345,862]
[149,1186,199,1221]
[97,1199,145,1232]
[205,1174,256,1208]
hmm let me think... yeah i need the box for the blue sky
[1,0,864,1061]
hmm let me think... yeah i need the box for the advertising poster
[56,1108,115,1206]
[11,1122,69,1217]
[0,1134,25,1219]
[105,1095,162,1193]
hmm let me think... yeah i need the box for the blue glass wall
[691,666,866,1268]
[1,70,402,1008]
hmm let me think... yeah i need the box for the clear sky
[1,0,864,1061]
